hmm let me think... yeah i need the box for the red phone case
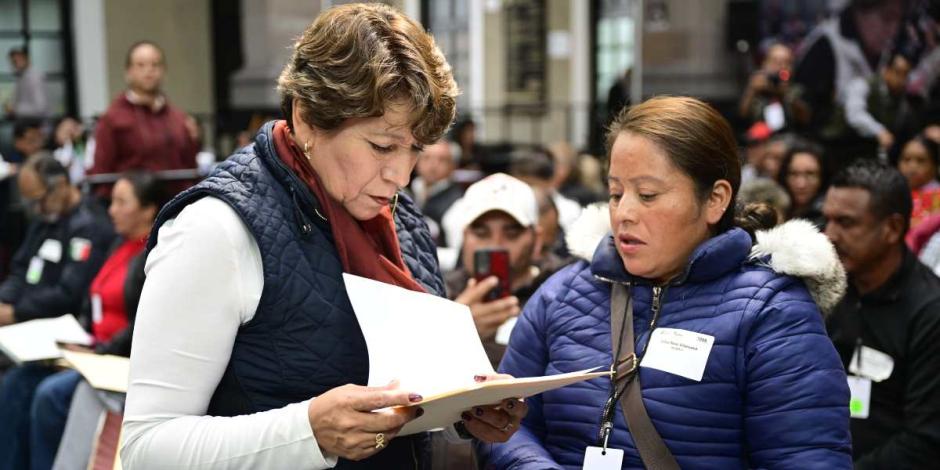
[474,249,511,300]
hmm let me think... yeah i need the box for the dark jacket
[149,121,444,469]
[479,216,852,469]
[0,195,114,321]
[827,249,940,469]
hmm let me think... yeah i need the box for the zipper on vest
[650,285,667,329]
[289,185,313,236]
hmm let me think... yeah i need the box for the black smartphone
[473,248,511,301]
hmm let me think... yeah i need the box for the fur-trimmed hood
[566,203,847,314]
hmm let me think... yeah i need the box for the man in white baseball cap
[443,173,570,365]
[435,173,572,469]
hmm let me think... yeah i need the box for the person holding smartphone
[443,173,573,367]
[434,173,571,469]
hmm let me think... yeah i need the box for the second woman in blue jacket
[478,96,853,469]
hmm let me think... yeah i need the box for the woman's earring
[303,140,312,162]
[392,193,399,216]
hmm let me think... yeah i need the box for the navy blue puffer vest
[148,121,444,469]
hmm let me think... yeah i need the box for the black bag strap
[610,283,680,470]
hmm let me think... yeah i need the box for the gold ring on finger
[375,433,386,450]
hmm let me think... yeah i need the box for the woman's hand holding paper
[459,374,528,443]
[307,380,424,461]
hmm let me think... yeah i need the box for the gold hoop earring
[303,140,312,162]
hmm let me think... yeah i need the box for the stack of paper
[0,314,92,363]
[343,274,607,436]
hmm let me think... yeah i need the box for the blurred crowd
[0,0,939,468]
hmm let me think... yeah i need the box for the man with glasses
[0,155,114,326]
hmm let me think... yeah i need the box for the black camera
[765,69,790,88]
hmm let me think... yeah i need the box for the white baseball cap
[456,173,538,229]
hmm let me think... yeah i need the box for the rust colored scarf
[272,120,426,293]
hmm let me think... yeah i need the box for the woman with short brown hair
[121,4,524,468]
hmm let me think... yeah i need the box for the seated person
[777,138,829,227]
[435,173,573,469]
[532,187,570,259]
[508,148,582,234]
[823,160,940,468]
[0,154,114,327]
[738,177,791,224]
[1,119,45,279]
[408,140,463,245]
[443,173,572,368]
[0,172,166,469]
[898,134,940,235]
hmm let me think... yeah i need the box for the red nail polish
[409,394,423,403]
[473,375,486,382]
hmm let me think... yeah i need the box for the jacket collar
[590,227,753,286]
[253,120,331,234]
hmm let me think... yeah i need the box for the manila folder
[399,368,608,436]
[60,349,130,393]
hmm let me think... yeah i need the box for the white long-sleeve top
[844,76,887,138]
[121,197,337,469]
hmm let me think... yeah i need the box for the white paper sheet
[343,274,495,397]
[0,314,92,363]
[344,274,608,436]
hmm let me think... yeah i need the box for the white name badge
[38,239,62,263]
[849,345,894,382]
[91,294,103,325]
[847,375,871,419]
[641,328,715,382]
[583,446,624,470]
[764,101,786,131]
[26,256,44,285]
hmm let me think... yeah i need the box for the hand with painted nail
[455,277,521,341]
[459,374,528,443]
[306,380,424,461]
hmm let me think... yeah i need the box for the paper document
[399,368,608,435]
[344,273,495,396]
[61,349,130,393]
[0,314,92,363]
[343,274,607,435]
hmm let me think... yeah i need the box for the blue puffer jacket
[478,210,853,469]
